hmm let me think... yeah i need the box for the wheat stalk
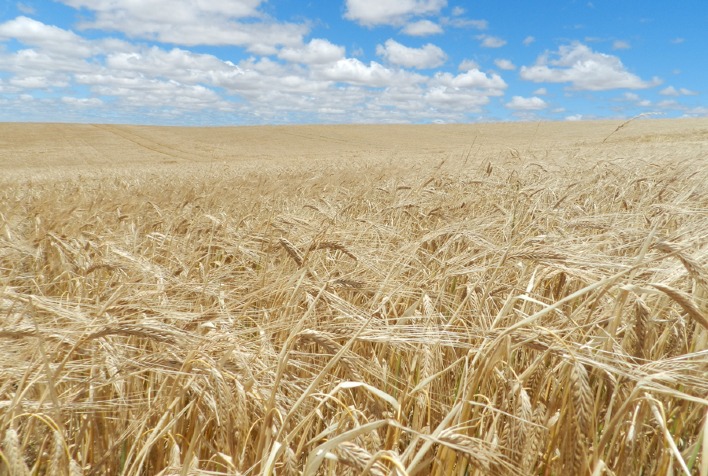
[2,429,30,476]
[334,441,387,476]
[279,237,304,266]
[1,121,706,475]
[651,283,708,330]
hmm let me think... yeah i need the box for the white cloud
[0,3,687,125]
[104,47,246,87]
[505,95,547,110]
[55,0,307,54]
[520,42,660,90]
[78,74,223,110]
[10,75,68,88]
[376,39,446,69]
[522,36,535,46]
[612,40,630,50]
[216,57,331,97]
[60,0,264,21]
[16,3,36,14]
[0,45,93,90]
[344,0,447,26]
[566,114,583,121]
[660,86,698,96]
[657,99,678,108]
[494,58,515,70]
[683,106,708,117]
[431,69,507,91]
[0,79,19,94]
[317,58,425,87]
[476,35,506,48]
[0,16,93,57]
[401,20,443,36]
[617,91,656,107]
[278,39,345,64]
[670,37,685,44]
[62,96,104,107]
[424,86,490,110]
[444,18,487,29]
[0,11,504,125]
[284,67,507,120]
[387,68,509,115]
[458,59,479,71]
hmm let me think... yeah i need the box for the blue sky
[0,0,705,125]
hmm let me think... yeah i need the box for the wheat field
[1,119,707,475]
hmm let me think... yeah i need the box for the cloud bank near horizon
[0,1,704,125]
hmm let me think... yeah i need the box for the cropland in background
[1,119,707,475]
[1,118,707,174]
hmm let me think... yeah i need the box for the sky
[0,0,705,125]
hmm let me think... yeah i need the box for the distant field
[1,118,707,174]
[1,119,707,475]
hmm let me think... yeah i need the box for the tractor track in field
[92,124,203,162]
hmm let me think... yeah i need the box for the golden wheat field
[1,119,707,475]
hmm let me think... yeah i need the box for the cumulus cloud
[331,67,507,119]
[376,39,447,69]
[77,73,223,110]
[431,69,507,92]
[458,59,479,71]
[344,0,447,26]
[10,75,68,89]
[0,16,479,123]
[520,42,661,90]
[505,96,547,110]
[62,96,104,107]
[494,58,515,70]
[683,106,708,117]
[423,74,505,114]
[476,35,506,48]
[660,86,698,96]
[0,13,512,124]
[382,68,508,116]
[59,0,264,22]
[0,2,685,125]
[612,40,630,50]
[104,47,245,87]
[424,87,490,110]
[0,16,93,57]
[657,99,678,108]
[522,36,535,46]
[278,39,345,64]
[316,58,425,87]
[401,20,443,36]
[16,3,36,14]
[1,47,83,76]
[54,0,307,54]
[619,92,660,109]
[443,18,487,29]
